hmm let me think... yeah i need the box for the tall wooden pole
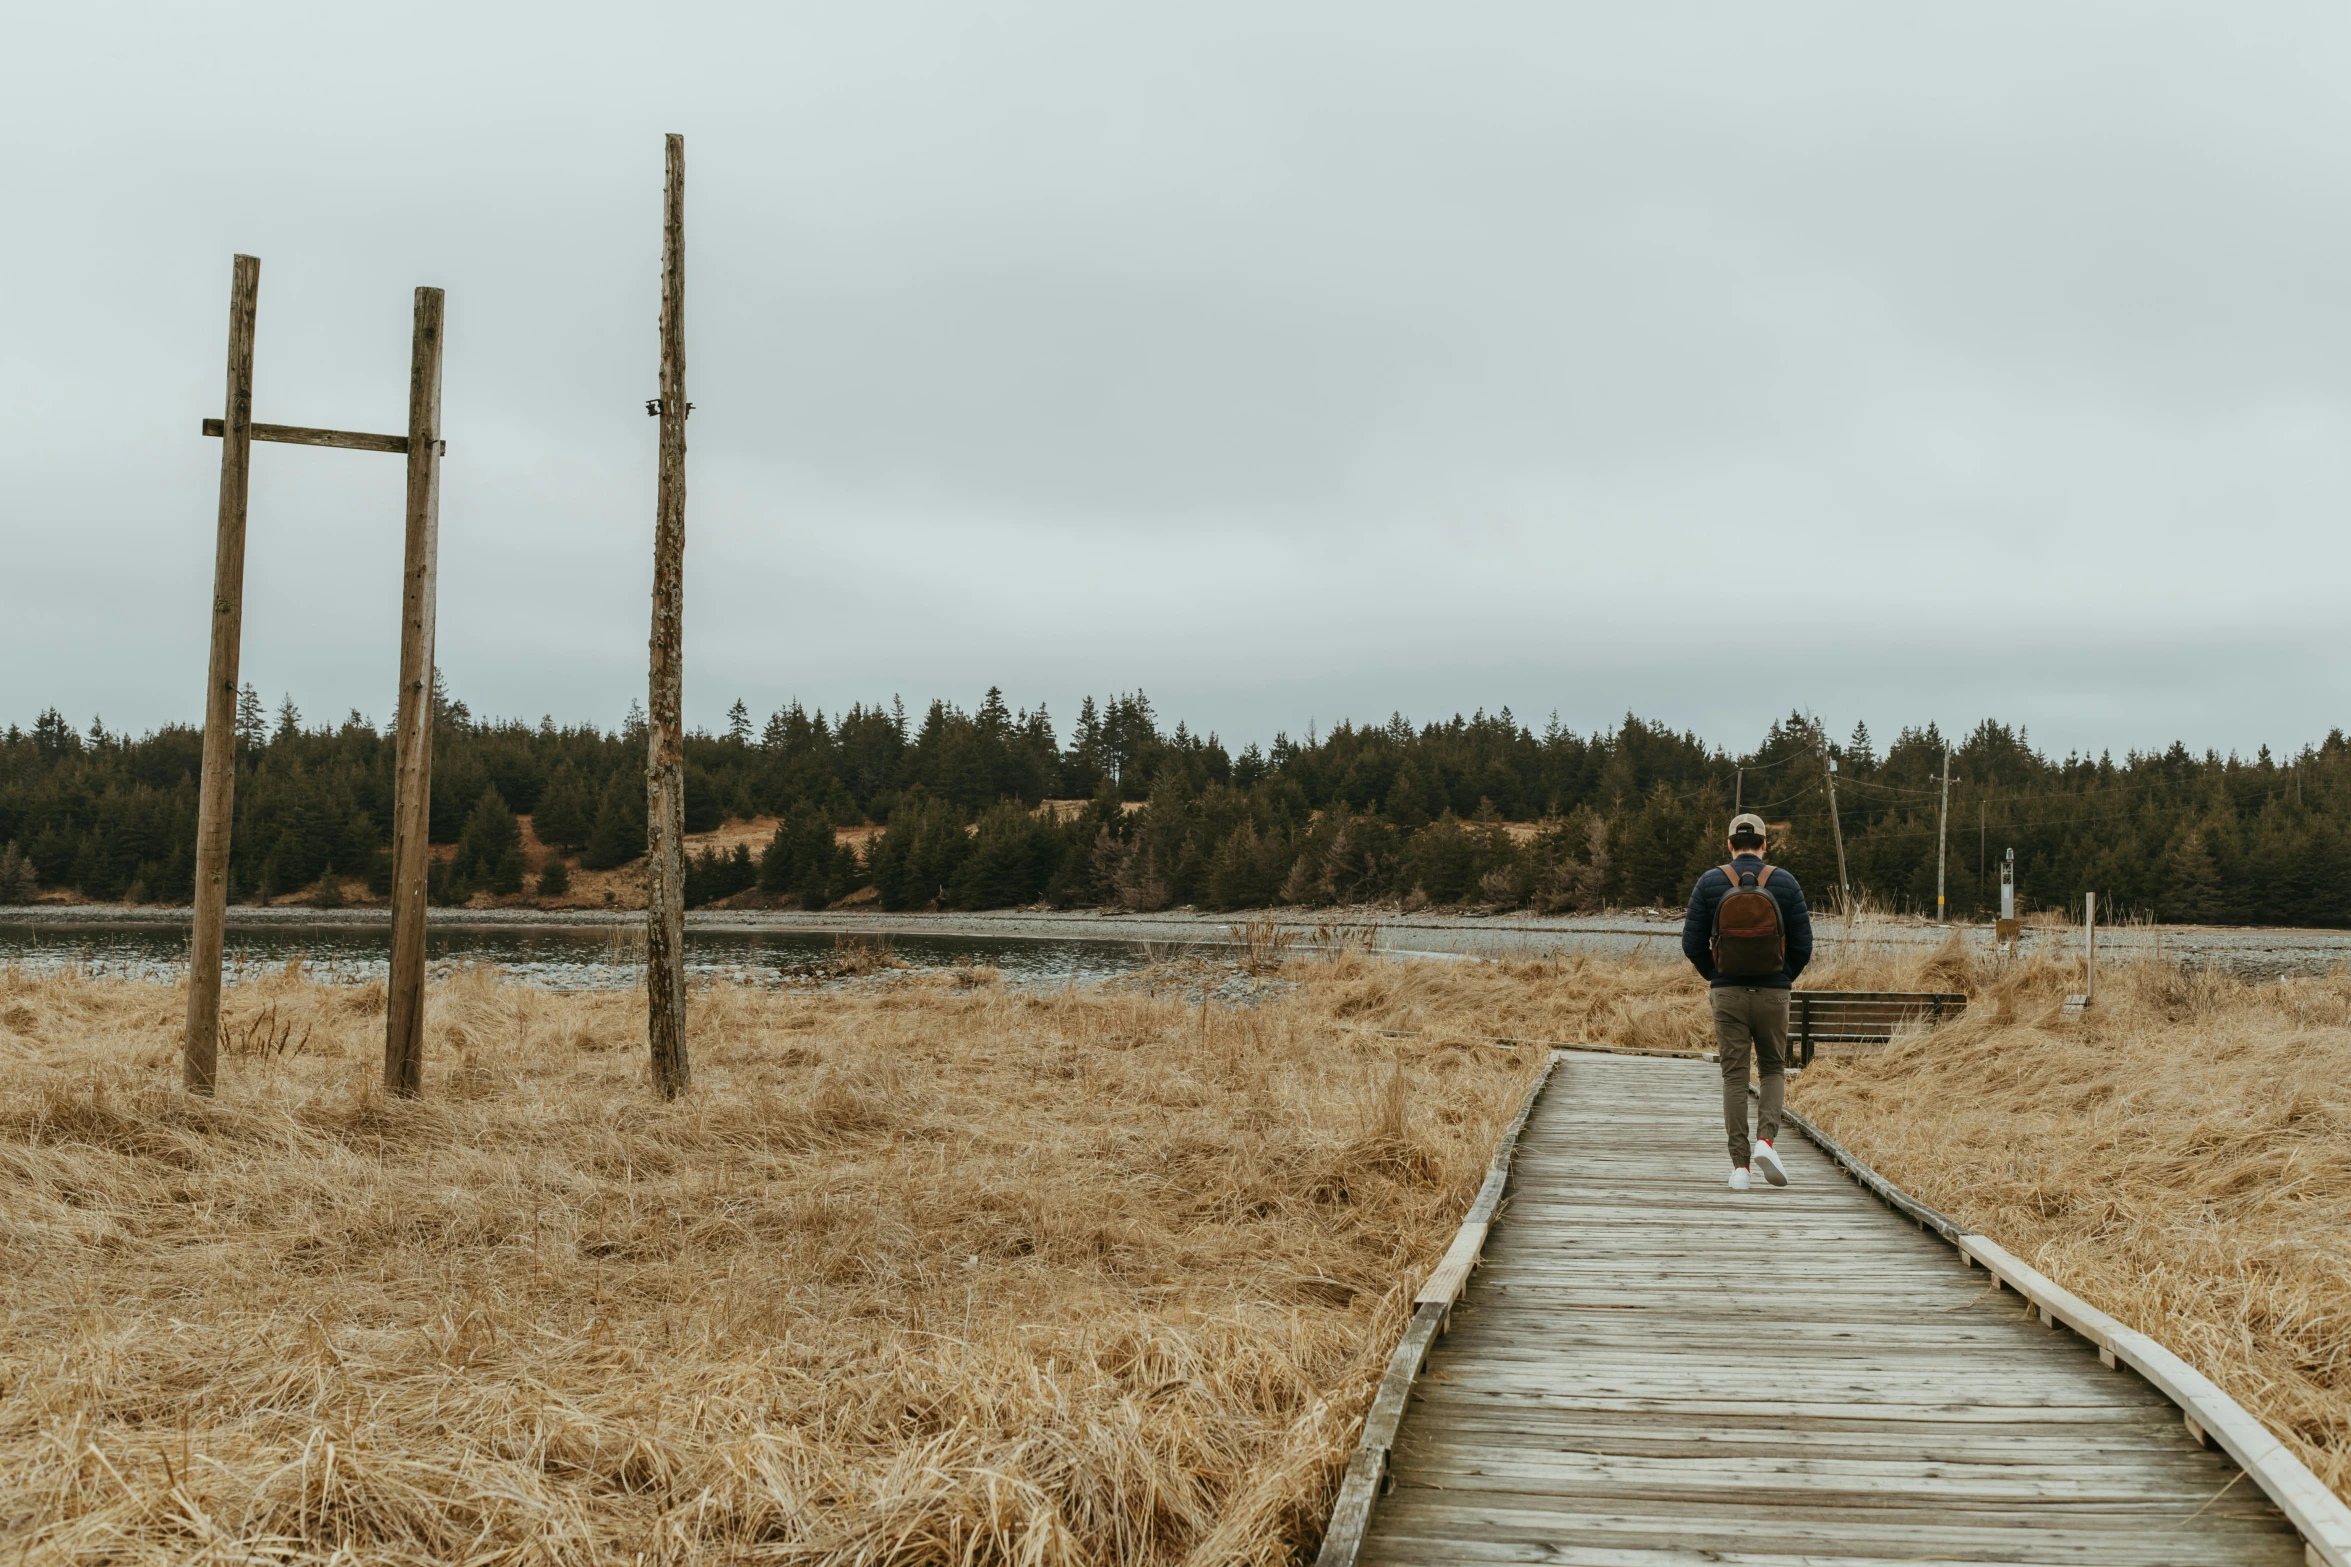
[1935,743,1951,923]
[185,254,261,1096]
[384,286,445,1097]
[646,133,691,1098]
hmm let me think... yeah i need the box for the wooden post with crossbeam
[188,261,445,1097]
[645,133,692,1099]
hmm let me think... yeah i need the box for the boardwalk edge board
[1312,1051,1560,1567]
[1342,1025,1711,1063]
[1781,1101,2351,1567]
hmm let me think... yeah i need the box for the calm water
[9,908,2345,989]
[0,920,1178,991]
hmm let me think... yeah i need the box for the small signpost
[2085,889,2096,1002]
[187,256,445,1097]
[2064,891,2097,1018]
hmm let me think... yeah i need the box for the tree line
[3,681,2348,925]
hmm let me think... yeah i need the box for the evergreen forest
[3,680,2346,926]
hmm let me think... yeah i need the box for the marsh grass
[11,936,2345,1559]
[0,954,1554,1565]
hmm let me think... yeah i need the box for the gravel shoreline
[7,902,2350,972]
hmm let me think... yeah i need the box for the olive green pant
[1711,986,1788,1167]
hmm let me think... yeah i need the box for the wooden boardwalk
[1359,1051,2307,1566]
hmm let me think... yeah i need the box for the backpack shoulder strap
[1719,862,1742,888]
[1755,864,1774,889]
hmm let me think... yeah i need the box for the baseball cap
[1727,813,1768,841]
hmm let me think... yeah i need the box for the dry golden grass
[0,954,1550,1566]
[12,934,2347,1559]
[1796,946,2351,1503]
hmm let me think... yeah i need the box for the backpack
[1711,863,1785,980]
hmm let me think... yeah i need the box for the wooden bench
[1790,990,1966,1067]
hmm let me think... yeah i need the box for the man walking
[1682,812,1814,1190]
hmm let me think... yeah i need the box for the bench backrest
[1790,991,1967,1066]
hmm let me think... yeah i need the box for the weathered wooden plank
[1414,1220,1488,1308]
[1409,1366,2187,1421]
[201,416,409,453]
[1365,1512,2302,1567]
[1367,1495,2301,1563]
[1387,1447,2240,1501]
[1367,1545,2243,1567]
[1398,1419,2242,1465]
[1420,1352,2158,1387]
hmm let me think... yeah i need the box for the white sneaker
[1728,1167,1751,1191]
[1752,1140,1788,1187]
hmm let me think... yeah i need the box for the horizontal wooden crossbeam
[202,418,409,454]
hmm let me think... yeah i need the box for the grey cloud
[4,3,2347,759]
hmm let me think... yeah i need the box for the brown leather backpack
[1711,863,1785,980]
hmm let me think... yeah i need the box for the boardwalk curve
[1335,1050,2332,1567]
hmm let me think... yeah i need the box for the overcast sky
[6,3,2348,760]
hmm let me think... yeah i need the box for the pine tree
[1847,720,1875,767]
[1386,762,1433,829]
[683,764,722,833]
[533,763,595,849]
[726,699,751,745]
[537,852,571,896]
[430,666,470,729]
[582,773,647,870]
[428,857,471,906]
[0,842,34,904]
[275,695,302,744]
[454,786,523,892]
[235,684,266,750]
[31,709,77,755]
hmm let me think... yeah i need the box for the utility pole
[1735,766,1744,813]
[645,132,691,1099]
[185,255,260,1096]
[1935,743,1951,924]
[384,287,446,1097]
[1816,723,1852,917]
